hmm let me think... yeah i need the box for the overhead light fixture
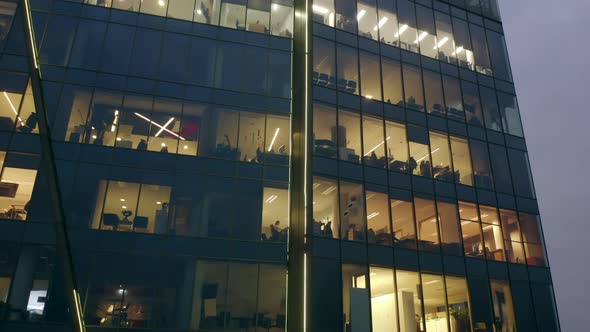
[373,16,388,31]
[312,4,329,15]
[111,110,119,132]
[322,186,336,195]
[364,136,391,156]
[161,142,166,147]
[357,9,366,21]
[414,31,428,44]
[265,194,278,203]
[158,0,166,7]
[452,46,464,55]
[272,3,279,11]
[416,147,439,163]
[312,183,321,190]
[120,198,125,202]
[482,225,493,231]
[328,12,335,26]
[268,128,280,151]
[156,201,162,205]
[3,91,24,126]
[434,36,449,49]
[394,24,408,38]
[183,145,188,150]
[365,95,373,100]
[196,8,203,15]
[134,112,186,140]
[154,117,175,137]
[122,206,127,209]
[367,212,380,220]
[116,137,122,141]
[423,279,440,285]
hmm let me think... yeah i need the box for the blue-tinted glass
[39,15,78,66]
[100,23,135,74]
[189,37,217,87]
[69,19,107,70]
[159,32,191,82]
[242,46,268,95]
[129,28,163,79]
[268,49,291,98]
[216,42,243,92]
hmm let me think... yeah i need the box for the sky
[500,0,590,330]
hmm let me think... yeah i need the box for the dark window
[69,20,107,70]
[39,15,78,66]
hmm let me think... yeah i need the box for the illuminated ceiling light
[480,213,489,218]
[272,3,279,11]
[122,206,127,209]
[158,0,166,7]
[434,36,449,49]
[196,8,203,15]
[154,117,175,137]
[483,225,493,230]
[312,4,329,14]
[328,12,335,26]
[394,24,408,38]
[183,145,188,150]
[414,31,428,44]
[364,136,391,156]
[452,46,464,55]
[161,142,166,147]
[423,279,440,285]
[365,95,373,100]
[92,135,97,139]
[312,183,321,190]
[357,9,366,21]
[373,16,388,31]
[116,137,122,141]
[3,91,24,126]
[268,128,280,152]
[120,198,125,202]
[133,112,186,140]
[265,194,278,204]
[367,212,380,220]
[156,201,162,205]
[460,220,469,225]
[111,110,119,132]
[322,186,336,195]
[416,147,440,163]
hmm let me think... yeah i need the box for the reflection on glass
[391,199,416,249]
[423,70,444,115]
[460,202,483,258]
[366,191,391,245]
[434,12,456,64]
[452,17,475,70]
[409,141,431,177]
[403,65,424,111]
[360,51,382,100]
[386,121,408,172]
[312,176,339,239]
[335,0,356,32]
[500,209,526,264]
[337,110,362,163]
[519,213,547,266]
[340,181,365,242]
[313,37,336,88]
[362,116,387,168]
[437,200,462,255]
[442,75,464,121]
[357,0,378,40]
[246,0,270,34]
[382,58,403,105]
[313,0,335,26]
[415,198,439,252]
[450,136,473,186]
[337,45,359,95]
[376,0,398,46]
[490,280,517,332]
[430,132,452,182]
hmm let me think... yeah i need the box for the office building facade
[0,0,559,331]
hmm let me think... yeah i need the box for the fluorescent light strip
[312,183,321,190]
[312,4,329,14]
[133,112,186,140]
[434,36,449,49]
[373,16,388,31]
[367,212,380,220]
[154,117,175,137]
[357,9,366,21]
[268,127,280,151]
[3,91,24,126]
[423,279,440,285]
[24,0,39,69]
[394,24,408,38]
[265,194,278,203]
[322,186,336,195]
[452,46,464,55]
[364,136,391,156]
[414,31,428,44]
[416,147,440,163]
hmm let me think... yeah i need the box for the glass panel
[112,0,140,11]
[357,0,378,40]
[219,0,247,30]
[340,180,365,242]
[264,114,289,163]
[403,64,424,111]
[423,70,444,115]
[499,209,526,264]
[147,97,183,154]
[450,136,473,186]
[140,0,169,16]
[482,223,505,261]
[430,132,452,182]
[366,191,391,245]
[386,121,409,173]
[397,0,418,53]
[39,15,78,66]
[396,270,424,331]
[335,0,356,32]
[490,280,517,332]
[0,2,17,49]
[409,141,431,177]
[452,17,474,70]
[312,176,339,239]
[0,162,38,221]
[313,103,337,158]
[199,108,239,160]
[437,200,462,256]
[487,30,512,82]
[101,24,135,74]
[270,2,293,37]
[446,276,472,332]
[470,23,492,75]
[313,0,335,26]
[167,0,196,21]
[391,199,416,249]
[261,186,288,242]
[100,181,141,231]
[14,81,38,134]
[376,0,398,46]
[422,274,448,332]
[470,140,493,189]
[313,37,336,88]
[508,149,535,198]
[362,116,387,168]
[246,0,270,33]
[442,75,464,121]
[416,5,437,59]
[360,51,382,100]
[382,58,403,105]
[489,144,513,193]
[462,81,484,127]
[460,202,483,258]
[519,213,547,266]
[135,184,172,234]
[237,111,266,162]
[194,0,220,25]
[0,75,25,132]
[257,264,286,331]
[342,264,370,331]
[85,90,123,147]
[115,94,151,150]
[226,263,258,324]
[498,93,523,137]
[434,12,456,64]
[415,197,439,252]
[337,110,362,164]
[178,101,204,156]
[337,45,359,94]
[369,266,398,332]
[69,20,108,70]
[480,86,502,132]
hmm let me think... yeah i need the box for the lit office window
[238,111,266,162]
[0,74,37,133]
[434,12,456,65]
[416,5,438,59]
[391,198,416,249]
[246,0,271,34]
[442,75,464,121]
[0,2,17,49]
[490,280,517,332]
[337,110,362,164]
[365,191,391,246]
[111,0,140,11]
[362,116,386,168]
[219,0,247,30]
[313,103,337,158]
[336,44,359,94]
[402,64,424,111]
[462,81,484,127]
[198,107,239,160]
[369,266,397,331]
[0,152,39,221]
[312,176,339,239]
[312,0,334,26]
[356,0,378,41]
[270,2,293,37]
[114,94,152,150]
[429,131,452,182]
[437,199,463,256]
[359,51,382,100]
[342,264,370,331]
[460,201,483,258]
[168,0,196,21]
[414,197,440,252]
[470,23,493,75]
[470,140,493,189]
[261,186,288,242]
[140,0,169,16]
[452,17,475,70]
[422,274,449,331]
[397,0,419,53]
[334,0,355,32]
[500,209,526,264]
[408,126,430,177]
[423,70,445,115]
[85,90,123,147]
[519,213,547,266]
[396,270,424,330]
[445,275,473,332]
[375,0,398,46]
[178,101,205,156]
[450,136,473,186]
[264,114,290,164]
[480,205,505,261]
[381,58,403,105]
[340,180,365,242]
[385,120,409,173]
[147,98,183,154]
[194,0,220,25]
[313,37,336,88]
